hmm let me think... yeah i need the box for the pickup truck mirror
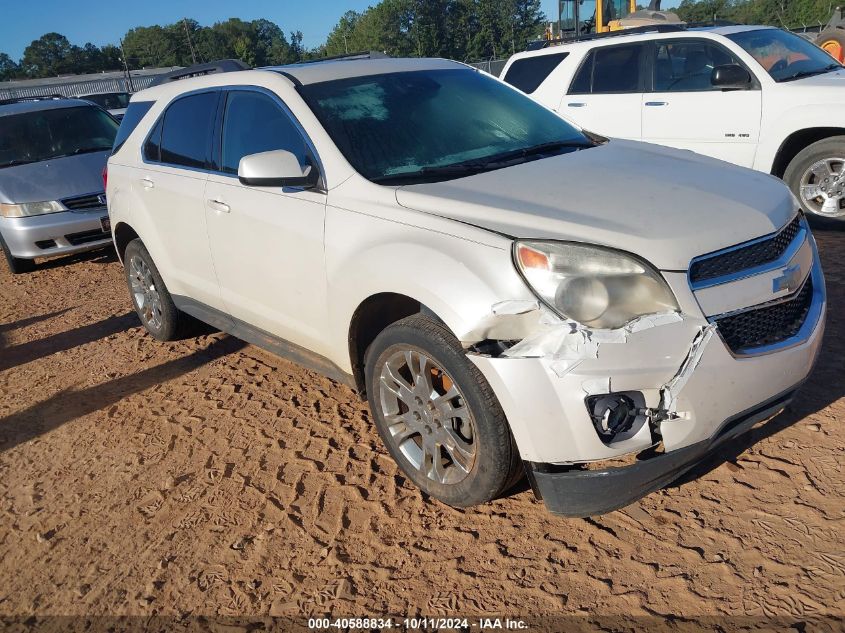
[711,64,752,90]
[238,149,319,189]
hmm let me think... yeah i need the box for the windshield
[726,28,843,82]
[81,92,130,110]
[299,68,591,185]
[0,106,118,169]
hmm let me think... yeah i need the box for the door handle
[207,198,230,213]
[567,102,587,107]
[140,177,154,189]
[645,101,668,107]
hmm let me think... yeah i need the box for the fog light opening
[586,391,647,444]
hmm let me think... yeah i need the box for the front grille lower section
[65,228,109,246]
[62,192,106,211]
[689,215,801,284]
[715,277,814,353]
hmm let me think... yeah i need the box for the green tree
[21,32,75,77]
[0,53,20,81]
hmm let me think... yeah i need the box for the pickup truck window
[653,40,741,92]
[569,43,645,94]
[726,28,843,82]
[504,52,570,93]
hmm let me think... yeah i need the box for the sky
[0,0,679,61]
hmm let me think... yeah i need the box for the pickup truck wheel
[123,239,183,341]
[365,314,522,508]
[784,136,845,220]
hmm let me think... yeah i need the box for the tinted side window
[112,101,154,154]
[653,40,742,92]
[592,44,644,93]
[569,52,594,94]
[570,44,645,94]
[159,92,218,169]
[144,117,162,162]
[503,52,569,93]
[220,91,309,175]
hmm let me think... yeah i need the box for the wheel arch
[347,292,454,395]
[113,222,140,263]
[771,127,845,178]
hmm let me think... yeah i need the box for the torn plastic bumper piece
[526,386,800,518]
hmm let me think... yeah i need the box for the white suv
[502,26,845,221]
[107,57,825,517]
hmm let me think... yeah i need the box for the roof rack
[0,94,66,106]
[296,51,389,64]
[148,59,250,87]
[528,23,687,49]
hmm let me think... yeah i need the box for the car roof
[512,24,775,59]
[267,57,466,85]
[0,98,95,118]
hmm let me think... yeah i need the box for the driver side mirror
[238,149,319,189]
[711,64,752,90]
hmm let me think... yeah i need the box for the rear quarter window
[112,101,154,155]
[503,52,570,93]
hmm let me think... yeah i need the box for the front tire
[365,314,522,508]
[0,234,36,274]
[123,239,185,341]
[784,136,845,222]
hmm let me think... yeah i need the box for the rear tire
[784,136,845,222]
[364,314,523,508]
[123,239,185,341]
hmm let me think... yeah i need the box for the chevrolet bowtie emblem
[773,264,802,294]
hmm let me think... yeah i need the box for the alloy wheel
[799,157,845,217]
[377,349,477,485]
[129,255,163,330]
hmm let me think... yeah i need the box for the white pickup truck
[502,25,845,221]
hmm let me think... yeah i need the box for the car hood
[394,140,796,271]
[0,150,109,204]
[788,68,845,88]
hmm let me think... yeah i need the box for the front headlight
[514,241,678,329]
[0,200,64,218]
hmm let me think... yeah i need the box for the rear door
[560,42,647,140]
[204,89,329,355]
[135,91,223,309]
[641,38,762,166]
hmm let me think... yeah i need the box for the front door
[204,89,329,356]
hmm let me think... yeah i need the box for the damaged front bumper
[527,386,799,517]
[466,231,826,516]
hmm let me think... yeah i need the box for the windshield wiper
[0,159,38,169]
[780,63,842,82]
[370,139,594,185]
[420,140,593,177]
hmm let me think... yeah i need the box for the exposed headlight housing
[514,241,678,329]
[0,200,64,218]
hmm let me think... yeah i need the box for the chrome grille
[715,278,814,353]
[689,215,801,285]
[62,192,106,211]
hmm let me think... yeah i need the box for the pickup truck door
[641,39,763,167]
[203,89,330,356]
[559,42,647,140]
